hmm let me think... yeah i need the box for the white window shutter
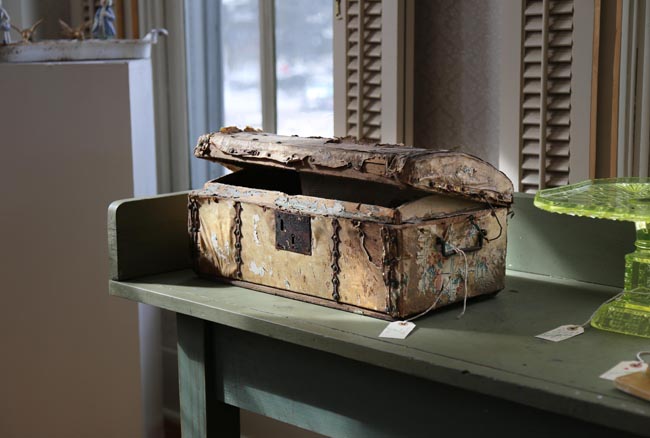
[501,0,594,192]
[346,0,382,141]
[334,0,413,143]
[521,0,573,192]
[70,0,98,28]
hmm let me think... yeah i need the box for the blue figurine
[91,0,116,39]
[0,1,12,45]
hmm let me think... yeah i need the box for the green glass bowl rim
[534,177,650,222]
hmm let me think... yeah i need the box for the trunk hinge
[331,218,341,302]
[188,197,200,270]
[233,201,243,278]
[381,226,399,316]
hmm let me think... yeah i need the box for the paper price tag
[535,325,584,342]
[600,361,648,381]
[379,321,416,339]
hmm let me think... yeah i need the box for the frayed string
[405,242,470,322]
[447,242,469,319]
[405,280,449,323]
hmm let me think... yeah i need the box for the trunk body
[189,130,512,320]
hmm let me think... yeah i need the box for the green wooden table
[108,193,650,437]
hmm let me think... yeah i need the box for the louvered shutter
[334,0,413,143]
[345,0,383,141]
[520,0,574,193]
[70,0,100,32]
[84,1,101,24]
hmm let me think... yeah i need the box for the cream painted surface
[239,204,335,300]
[397,194,482,222]
[198,199,238,277]
[0,62,145,438]
[198,201,392,312]
[337,220,388,311]
[198,181,397,223]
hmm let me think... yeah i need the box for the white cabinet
[0,60,159,438]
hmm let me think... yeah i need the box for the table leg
[177,313,240,438]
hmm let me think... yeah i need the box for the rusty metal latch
[275,211,312,255]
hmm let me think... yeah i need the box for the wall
[413,0,504,166]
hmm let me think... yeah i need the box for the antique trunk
[189,128,514,320]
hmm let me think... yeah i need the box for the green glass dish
[535,178,650,338]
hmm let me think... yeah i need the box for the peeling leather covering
[193,197,391,312]
[395,208,508,318]
[194,199,238,278]
[198,181,397,224]
[195,130,514,206]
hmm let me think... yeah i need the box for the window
[188,0,334,187]
[148,0,413,191]
[221,0,263,128]
[275,0,333,136]
[220,0,333,135]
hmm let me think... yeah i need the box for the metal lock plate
[275,211,312,255]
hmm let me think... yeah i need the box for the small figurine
[11,18,43,43]
[91,0,116,40]
[59,19,90,40]
[0,2,11,45]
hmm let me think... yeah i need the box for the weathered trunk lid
[194,127,514,207]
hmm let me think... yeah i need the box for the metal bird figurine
[59,19,90,40]
[11,18,44,43]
